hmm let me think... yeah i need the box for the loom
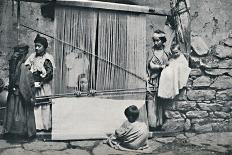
[2,0,191,140]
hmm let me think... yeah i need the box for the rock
[23,140,67,151]
[189,56,201,68]
[221,101,232,112]
[184,119,191,131]
[210,75,232,89]
[70,141,96,148]
[191,36,209,56]
[187,90,216,101]
[190,69,202,76]
[193,76,211,87]
[205,69,232,76]
[186,111,208,118]
[176,134,187,140]
[0,140,21,149]
[216,88,232,100]
[173,101,197,111]
[200,56,219,68]
[164,111,182,119]
[174,88,187,101]
[192,123,212,133]
[214,111,230,118]
[214,45,232,59]
[42,149,90,155]
[162,118,185,132]
[191,118,224,125]
[197,103,222,111]
[218,59,232,68]
[155,137,175,144]
[223,38,232,47]
[212,123,225,132]
[1,148,38,155]
[189,132,232,153]
[147,140,163,152]
[184,132,196,138]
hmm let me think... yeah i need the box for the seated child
[106,105,149,151]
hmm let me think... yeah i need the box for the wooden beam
[56,0,170,16]
[17,0,53,2]
[17,0,171,16]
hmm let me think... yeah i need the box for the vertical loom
[54,4,147,97]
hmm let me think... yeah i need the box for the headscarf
[34,34,48,49]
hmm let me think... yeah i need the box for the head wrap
[34,34,48,49]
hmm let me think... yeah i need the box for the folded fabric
[158,54,191,99]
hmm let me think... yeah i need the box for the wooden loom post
[170,0,191,60]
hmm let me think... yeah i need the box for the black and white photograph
[0,0,231,154]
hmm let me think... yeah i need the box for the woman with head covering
[146,30,170,131]
[3,44,36,139]
[25,34,55,131]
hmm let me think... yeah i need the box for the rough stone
[197,103,222,111]
[189,132,232,153]
[164,111,182,119]
[214,111,230,118]
[191,36,209,56]
[162,119,185,132]
[214,45,232,59]
[192,123,212,133]
[70,141,96,148]
[42,149,90,155]
[223,38,232,47]
[187,90,216,101]
[186,111,208,118]
[205,69,232,76]
[155,137,175,144]
[184,119,191,131]
[173,88,187,101]
[210,75,232,89]
[218,59,232,68]
[216,88,232,100]
[147,140,163,152]
[176,134,187,140]
[189,56,201,68]
[189,69,202,76]
[191,118,224,125]
[193,76,211,87]
[184,132,196,138]
[200,56,219,68]
[219,101,232,112]
[173,101,197,111]
[0,140,21,149]
[1,148,39,155]
[23,140,67,151]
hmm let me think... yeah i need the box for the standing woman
[25,34,55,131]
[146,30,170,130]
[3,44,36,139]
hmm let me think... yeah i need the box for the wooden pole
[17,0,20,45]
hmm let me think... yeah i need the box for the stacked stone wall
[162,36,232,133]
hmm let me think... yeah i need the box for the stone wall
[162,35,232,133]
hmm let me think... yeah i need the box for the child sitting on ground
[106,105,149,151]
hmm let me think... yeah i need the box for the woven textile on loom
[53,6,147,139]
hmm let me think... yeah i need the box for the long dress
[25,52,55,130]
[3,60,36,138]
[146,48,169,129]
